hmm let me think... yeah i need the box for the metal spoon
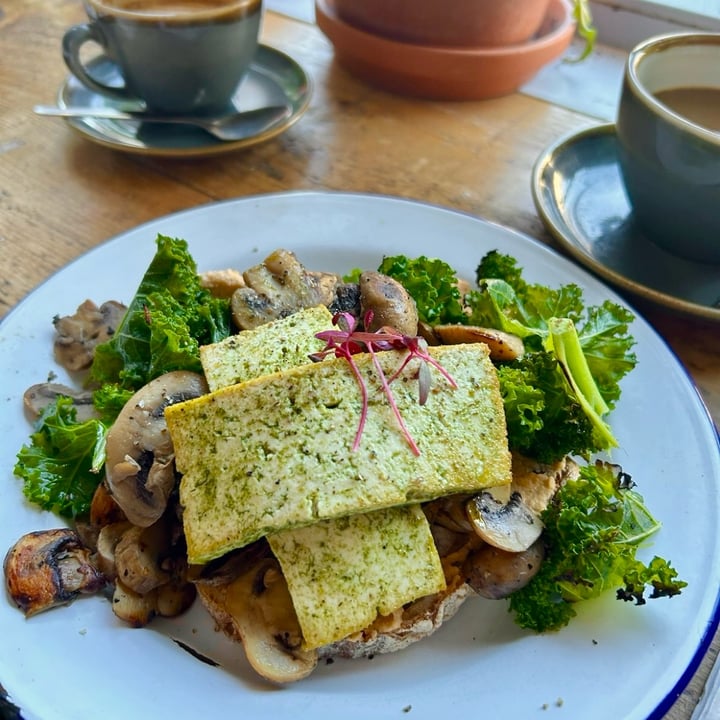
[33,104,292,142]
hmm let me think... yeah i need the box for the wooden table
[1,2,718,717]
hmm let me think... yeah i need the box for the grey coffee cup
[62,0,263,115]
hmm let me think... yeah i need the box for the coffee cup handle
[62,23,134,101]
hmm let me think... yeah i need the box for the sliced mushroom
[23,383,97,422]
[156,577,196,618]
[53,299,126,371]
[431,325,524,362]
[359,271,419,336]
[328,282,361,317]
[199,268,246,299]
[466,491,543,552]
[104,371,208,527]
[114,522,171,595]
[465,538,545,599]
[95,521,134,581]
[231,249,340,330]
[198,556,318,683]
[4,529,105,616]
[112,579,158,627]
[510,452,580,515]
[89,482,126,528]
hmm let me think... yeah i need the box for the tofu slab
[168,342,511,564]
[196,305,447,646]
[200,304,334,392]
[267,505,445,649]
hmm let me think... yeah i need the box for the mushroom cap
[466,491,543,552]
[105,371,208,527]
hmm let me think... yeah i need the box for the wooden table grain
[1,2,718,718]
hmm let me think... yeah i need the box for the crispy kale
[509,462,686,632]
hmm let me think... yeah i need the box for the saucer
[56,45,311,157]
[315,0,574,100]
[532,123,720,323]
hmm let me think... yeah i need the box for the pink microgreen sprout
[309,311,457,455]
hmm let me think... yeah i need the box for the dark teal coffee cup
[63,0,262,115]
[616,33,720,264]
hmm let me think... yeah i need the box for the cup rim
[85,0,261,22]
[626,32,720,145]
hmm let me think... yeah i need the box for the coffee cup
[62,0,263,115]
[616,32,720,264]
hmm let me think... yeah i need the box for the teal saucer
[57,45,311,157]
[532,123,720,322]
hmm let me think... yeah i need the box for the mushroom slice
[358,271,419,336]
[231,249,340,330]
[197,556,318,683]
[23,383,97,422]
[104,370,208,527]
[53,299,127,371]
[114,523,171,595]
[95,521,134,581]
[3,529,105,617]
[112,580,158,627]
[432,325,524,361]
[199,268,246,299]
[465,538,545,599]
[466,491,543,552]
[156,578,196,618]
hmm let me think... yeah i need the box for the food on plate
[4,236,686,684]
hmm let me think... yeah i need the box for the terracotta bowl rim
[315,0,575,57]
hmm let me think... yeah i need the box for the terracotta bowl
[332,0,553,48]
[315,0,576,101]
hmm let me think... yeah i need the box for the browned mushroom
[465,538,545,599]
[358,271,419,336]
[53,299,126,371]
[196,555,318,683]
[231,249,340,330]
[104,371,208,528]
[114,523,171,595]
[3,529,105,616]
[430,325,524,362]
[466,491,544,553]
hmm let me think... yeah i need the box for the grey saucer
[532,123,720,323]
[57,45,311,157]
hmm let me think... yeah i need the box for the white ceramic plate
[2,192,718,720]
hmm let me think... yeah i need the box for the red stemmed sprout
[310,311,457,456]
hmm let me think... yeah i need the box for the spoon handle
[33,104,288,124]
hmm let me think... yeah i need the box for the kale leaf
[508,462,686,632]
[14,396,107,519]
[378,255,467,325]
[90,234,231,393]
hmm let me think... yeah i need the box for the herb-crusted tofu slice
[267,505,445,649]
[200,305,334,392]
[197,305,446,644]
[168,342,511,565]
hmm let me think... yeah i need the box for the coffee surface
[93,0,259,20]
[655,87,720,132]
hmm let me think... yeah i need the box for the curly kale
[377,254,467,325]
[509,463,686,632]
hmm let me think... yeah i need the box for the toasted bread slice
[167,342,511,564]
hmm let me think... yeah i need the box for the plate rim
[55,44,312,158]
[531,122,720,324]
[2,190,719,720]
